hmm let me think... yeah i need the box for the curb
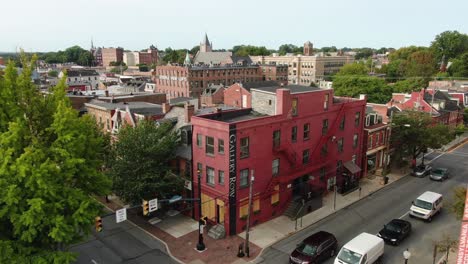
[98,200,185,264]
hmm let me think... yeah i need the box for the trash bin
[384,176,389,185]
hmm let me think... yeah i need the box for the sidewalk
[97,132,467,264]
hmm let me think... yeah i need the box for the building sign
[456,190,468,264]
[158,75,187,82]
[228,124,237,236]
[184,180,192,190]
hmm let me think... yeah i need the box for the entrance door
[216,200,225,224]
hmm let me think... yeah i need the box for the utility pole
[196,169,206,251]
[244,170,254,257]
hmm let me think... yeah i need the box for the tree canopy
[110,120,183,205]
[39,46,94,66]
[430,30,468,63]
[391,110,452,163]
[232,45,271,56]
[0,55,111,263]
[278,44,303,55]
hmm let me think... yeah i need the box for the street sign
[116,208,127,223]
[149,198,158,212]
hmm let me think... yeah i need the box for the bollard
[237,242,245,257]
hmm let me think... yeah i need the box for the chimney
[275,89,291,116]
[105,90,109,97]
[162,102,172,113]
[185,103,195,123]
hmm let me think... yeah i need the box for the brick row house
[388,89,464,128]
[191,85,366,235]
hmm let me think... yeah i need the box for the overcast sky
[1,0,467,52]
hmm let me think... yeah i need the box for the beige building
[101,47,124,67]
[250,42,354,85]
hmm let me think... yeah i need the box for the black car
[377,219,411,245]
[290,231,338,264]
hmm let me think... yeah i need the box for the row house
[362,104,392,177]
[191,85,366,235]
[85,100,164,134]
[388,89,463,128]
[223,81,280,109]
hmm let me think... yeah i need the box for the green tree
[332,75,392,103]
[0,55,111,263]
[448,52,468,77]
[405,50,436,78]
[138,64,149,72]
[389,46,427,61]
[431,30,468,62]
[391,111,452,163]
[278,44,302,55]
[232,45,271,56]
[464,108,468,124]
[110,121,183,205]
[382,59,407,81]
[392,78,428,93]
[354,48,374,60]
[48,70,59,77]
[190,45,200,55]
[450,186,467,220]
[336,63,369,76]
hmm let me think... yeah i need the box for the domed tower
[200,33,213,53]
[304,41,313,56]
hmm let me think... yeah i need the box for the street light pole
[196,169,206,251]
[244,170,255,257]
[333,183,337,211]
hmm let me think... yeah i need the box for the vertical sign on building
[228,124,237,236]
[456,187,468,264]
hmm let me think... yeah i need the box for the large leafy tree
[450,186,467,220]
[448,52,468,77]
[430,30,468,63]
[110,120,183,205]
[332,63,392,103]
[391,110,452,164]
[0,56,111,263]
[391,78,428,93]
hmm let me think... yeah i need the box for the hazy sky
[1,0,467,52]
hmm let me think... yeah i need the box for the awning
[344,161,362,174]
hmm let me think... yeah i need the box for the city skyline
[1,0,467,52]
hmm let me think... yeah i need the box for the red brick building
[191,86,366,235]
[138,45,158,66]
[155,64,288,100]
[155,64,262,99]
[223,81,280,109]
[200,84,225,107]
[388,89,463,128]
[260,64,288,84]
[362,104,391,177]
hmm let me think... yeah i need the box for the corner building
[191,86,366,235]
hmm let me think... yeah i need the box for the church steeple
[200,33,212,53]
[184,51,191,65]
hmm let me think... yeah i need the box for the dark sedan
[290,231,338,264]
[430,168,450,181]
[378,219,411,245]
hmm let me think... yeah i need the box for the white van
[334,232,384,264]
[409,191,443,222]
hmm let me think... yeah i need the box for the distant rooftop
[169,97,195,105]
[197,108,267,123]
[251,84,324,94]
[85,100,162,115]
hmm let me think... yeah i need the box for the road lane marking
[399,211,410,219]
[91,260,98,264]
[429,153,445,163]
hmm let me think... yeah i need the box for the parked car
[290,231,338,264]
[334,232,384,264]
[377,219,412,245]
[412,164,432,177]
[409,191,443,222]
[430,168,450,181]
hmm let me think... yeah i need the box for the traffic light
[142,200,149,216]
[95,216,102,232]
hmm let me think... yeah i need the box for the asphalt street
[70,212,177,264]
[260,142,468,264]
